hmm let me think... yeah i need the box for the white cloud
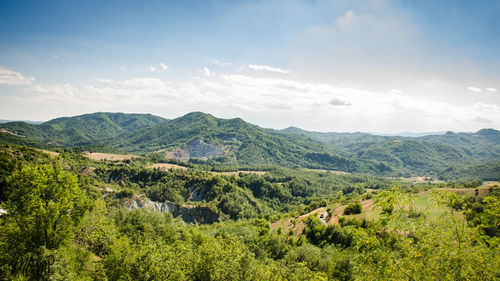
[0,67,35,86]
[213,60,232,67]
[485,87,498,93]
[248,64,290,74]
[390,89,403,94]
[121,77,167,89]
[467,86,482,92]
[329,98,351,106]
[202,67,215,77]
[473,102,500,113]
[29,83,81,103]
[336,10,356,30]
[160,63,169,71]
[471,116,492,123]
[94,78,114,84]
[3,66,500,132]
[134,66,163,73]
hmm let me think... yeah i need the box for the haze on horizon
[1,0,499,134]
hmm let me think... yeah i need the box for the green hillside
[419,129,500,161]
[108,112,383,173]
[0,112,167,146]
[282,126,500,177]
[438,161,500,181]
[1,144,498,280]
[344,139,472,176]
[1,111,499,178]
[0,131,47,148]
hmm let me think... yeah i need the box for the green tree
[1,164,88,279]
[343,202,362,215]
[352,189,500,280]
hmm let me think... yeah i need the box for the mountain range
[1,112,499,180]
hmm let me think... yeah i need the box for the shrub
[343,202,362,215]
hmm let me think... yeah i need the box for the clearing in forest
[151,163,188,170]
[83,152,140,161]
[38,149,60,158]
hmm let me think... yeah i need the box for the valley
[2,112,500,180]
[0,112,499,280]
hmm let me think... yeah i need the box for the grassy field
[83,152,140,161]
[302,168,351,175]
[210,170,267,176]
[150,163,267,176]
[38,149,60,158]
[151,163,188,170]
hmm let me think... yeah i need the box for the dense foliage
[0,145,499,280]
[0,112,166,146]
[2,112,500,179]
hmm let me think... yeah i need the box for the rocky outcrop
[164,138,226,162]
[123,195,221,224]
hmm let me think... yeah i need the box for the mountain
[391,131,446,137]
[281,127,387,151]
[0,112,167,146]
[106,112,382,172]
[417,129,500,162]
[343,139,472,176]
[1,111,499,178]
[282,126,500,176]
[0,119,44,124]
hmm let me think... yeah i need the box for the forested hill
[103,112,381,173]
[281,126,500,162]
[0,112,167,146]
[1,111,499,178]
[281,126,500,178]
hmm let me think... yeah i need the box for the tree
[352,189,500,280]
[343,202,362,215]
[1,164,88,279]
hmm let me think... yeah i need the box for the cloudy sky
[1,0,499,133]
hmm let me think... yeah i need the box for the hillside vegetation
[0,144,498,280]
[1,112,500,180]
[0,112,167,146]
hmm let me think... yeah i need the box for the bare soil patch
[0,128,24,137]
[210,171,267,176]
[271,199,376,237]
[398,176,445,184]
[303,168,351,175]
[84,152,140,161]
[433,183,499,197]
[271,207,327,238]
[80,166,96,176]
[151,163,188,171]
[38,149,60,158]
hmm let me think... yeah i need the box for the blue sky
[1,0,499,132]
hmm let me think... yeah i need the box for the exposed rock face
[123,195,221,224]
[164,138,226,162]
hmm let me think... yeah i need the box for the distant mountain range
[371,131,448,137]
[0,119,44,124]
[1,112,499,180]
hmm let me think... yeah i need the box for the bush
[343,202,362,215]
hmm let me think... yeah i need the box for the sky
[1,0,499,133]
